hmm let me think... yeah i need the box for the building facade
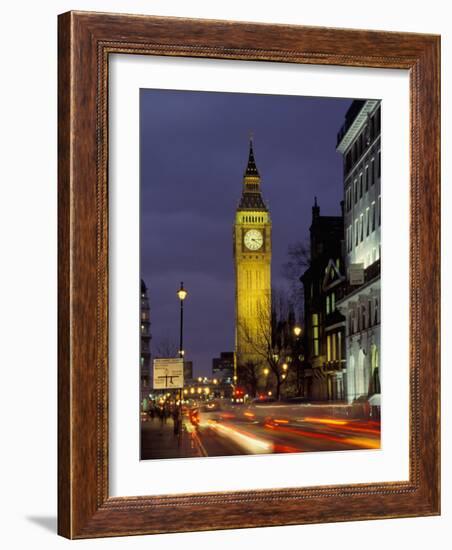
[300,199,346,401]
[336,100,381,403]
[234,138,272,381]
[140,279,152,410]
[183,360,193,382]
[212,351,234,383]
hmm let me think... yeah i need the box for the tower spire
[244,133,259,178]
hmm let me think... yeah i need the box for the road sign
[349,263,365,285]
[153,358,184,389]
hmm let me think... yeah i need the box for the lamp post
[177,282,188,358]
[176,282,188,440]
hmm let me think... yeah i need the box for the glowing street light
[177,282,188,358]
[294,325,302,337]
[263,368,269,376]
[177,282,188,302]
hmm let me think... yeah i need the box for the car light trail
[263,422,380,449]
[207,420,272,453]
[303,417,348,426]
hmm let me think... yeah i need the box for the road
[184,401,380,457]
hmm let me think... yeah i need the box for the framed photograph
[58,11,440,538]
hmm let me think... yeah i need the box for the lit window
[331,292,336,312]
[326,295,330,315]
[312,314,320,356]
[327,335,331,361]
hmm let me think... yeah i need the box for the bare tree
[239,360,260,398]
[237,293,298,400]
[281,240,310,311]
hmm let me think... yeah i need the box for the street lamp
[294,325,302,337]
[176,282,188,441]
[177,282,188,358]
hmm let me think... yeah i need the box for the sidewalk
[140,416,204,460]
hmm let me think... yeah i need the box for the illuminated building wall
[336,100,381,403]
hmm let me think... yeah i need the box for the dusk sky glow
[140,89,353,376]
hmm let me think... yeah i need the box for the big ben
[234,137,272,378]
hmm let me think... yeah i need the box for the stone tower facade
[233,138,272,378]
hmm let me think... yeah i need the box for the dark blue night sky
[140,89,352,376]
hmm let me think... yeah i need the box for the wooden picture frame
[58,11,440,538]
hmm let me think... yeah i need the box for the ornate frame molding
[58,11,440,538]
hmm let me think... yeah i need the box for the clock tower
[234,137,272,379]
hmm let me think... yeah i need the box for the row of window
[345,152,380,212]
[345,196,381,252]
[242,215,264,223]
[326,331,342,362]
[348,297,379,335]
[312,313,320,356]
[344,107,381,174]
[310,312,344,361]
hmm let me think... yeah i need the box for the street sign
[153,358,184,389]
[349,263,365,285]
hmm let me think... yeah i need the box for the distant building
[300,199,346,401]
[140,279,151,409]
[212,352,234,383]
[183,360,193,382]
[336,99,381,403]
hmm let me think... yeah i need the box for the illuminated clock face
[244,229,264,251]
